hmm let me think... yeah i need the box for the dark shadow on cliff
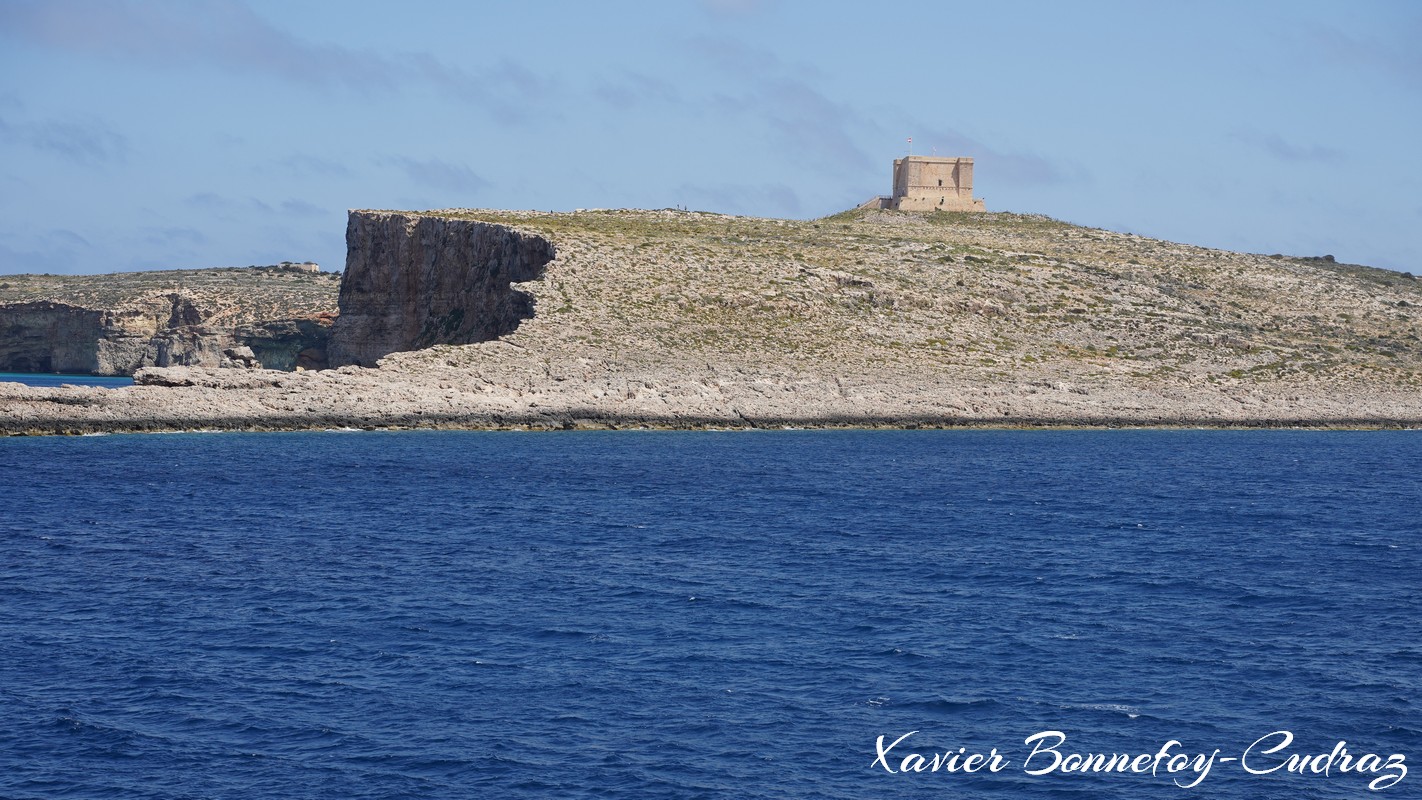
[327,213,555,368]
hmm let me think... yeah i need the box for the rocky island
[2,207,1420,434]
[0,263,339,374]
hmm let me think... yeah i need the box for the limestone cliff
[0,266,339,375]
[327,212,555,367]
[6,207,1422,434]
[0,302,106,373]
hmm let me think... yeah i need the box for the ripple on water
[0,429,1417,799]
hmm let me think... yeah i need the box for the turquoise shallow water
[0,371,133,388]
[0,429,1417,798]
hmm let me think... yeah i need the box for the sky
[0,0,1418,275]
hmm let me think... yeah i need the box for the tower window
[937,179,943,187]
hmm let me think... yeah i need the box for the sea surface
[0,371,134,388]
[0,430,1417,799]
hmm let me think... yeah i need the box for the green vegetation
[0,265,340,326]
[377,205,1422,388]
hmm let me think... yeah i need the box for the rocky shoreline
[3,359,1419,435]
[4,207,1420,436]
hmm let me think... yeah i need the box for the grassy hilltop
[0,264,341,327]
[6,207,1421,434]
[401,207,1422,391]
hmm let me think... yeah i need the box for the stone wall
[327,211,555,367]
[890,156,986,212]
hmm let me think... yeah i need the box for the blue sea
[0,371,134,388]
[1,430,1417,799]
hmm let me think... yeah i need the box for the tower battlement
[887,156,985,212]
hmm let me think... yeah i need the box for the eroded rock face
[1,264,340,375]
[0,302,105,373]
[0,294,332,375]
[327,212,555,367]
[238,317,334,371]
[0,294,215,375]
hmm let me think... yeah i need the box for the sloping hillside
[3,208,1420,434]
[0,263,339,327]
[394,207,1422,390]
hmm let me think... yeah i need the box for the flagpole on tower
[906,136,912,157]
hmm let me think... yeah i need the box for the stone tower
[888,156,985,212]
